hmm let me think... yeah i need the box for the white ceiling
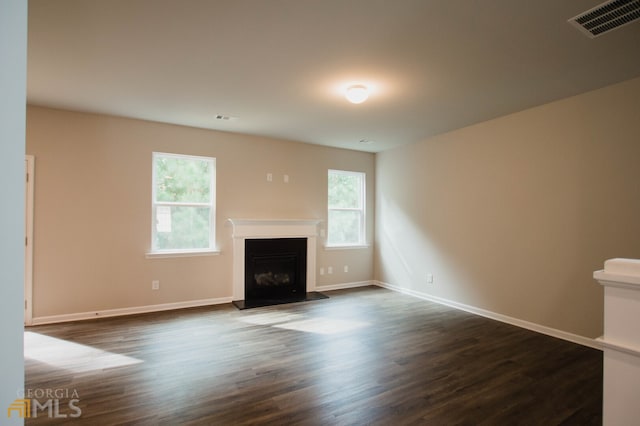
[27,0,640,152]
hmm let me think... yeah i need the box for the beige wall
[26,106,375,318]
[375,76,640,338]
[27,75,640,337]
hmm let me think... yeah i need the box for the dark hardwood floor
[24,286,602,425]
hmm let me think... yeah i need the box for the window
[151,152,216,254]
[327,169,366,247]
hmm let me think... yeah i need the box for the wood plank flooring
[25,286,602,425]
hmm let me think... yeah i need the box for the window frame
[326,169,367,248]
[148,152,218,257]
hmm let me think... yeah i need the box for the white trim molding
[324,244,370,251]
[24,155,35,326]
[375,280,600,350]
[597,337,640,358]
[315,281,374,292]
[29,297,232,326]
[145,249,221,259]
[227,218,321,301]
[227,218,322,238]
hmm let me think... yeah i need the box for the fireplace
[228,219,327,309]
[245,238,307,301]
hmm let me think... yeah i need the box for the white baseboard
[315,280,375,292]
[375,280,601,350]
[30,297,233,326]
[28,283,374,325]
[30,281,598,351]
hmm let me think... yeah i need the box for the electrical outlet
[152,280,160,290]
[320,267,325,276]
[426,273,434,284]
[344,265,349,273]
[284,174,289,183]
[266,173,273,182]
[328,266,333,274]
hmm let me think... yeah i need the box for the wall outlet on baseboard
[327,266,333,274]
[344,265,349,273]
[426,273,434,284]
[152,280,160,290]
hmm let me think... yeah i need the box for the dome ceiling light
[345,84,369,104]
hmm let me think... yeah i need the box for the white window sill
[324,244,370,251]
[145,249,221,259]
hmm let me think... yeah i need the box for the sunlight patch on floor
[274,317,369,335]
[24,332,143,373]
[239,311,305,325]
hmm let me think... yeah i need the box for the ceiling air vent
[569,0,640,38]
[214,114,238,121]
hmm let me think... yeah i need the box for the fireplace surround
[228,219,323,308]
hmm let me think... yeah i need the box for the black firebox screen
[245,238,307,301]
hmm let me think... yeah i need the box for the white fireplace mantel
[227,218,321,301]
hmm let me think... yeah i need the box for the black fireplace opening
[233,237,328,309]
[246,237,306,300]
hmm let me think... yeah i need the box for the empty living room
[2,0,640,424]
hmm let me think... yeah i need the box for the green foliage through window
[152,153,215,251]
[327,170,365,246]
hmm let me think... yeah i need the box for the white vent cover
[569,0,640,38]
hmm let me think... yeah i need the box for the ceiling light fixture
[345,84,369,104]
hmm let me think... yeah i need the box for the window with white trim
[151,152,216,253]
[327,169,366,247]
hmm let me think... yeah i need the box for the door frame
[25,155,34,325]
